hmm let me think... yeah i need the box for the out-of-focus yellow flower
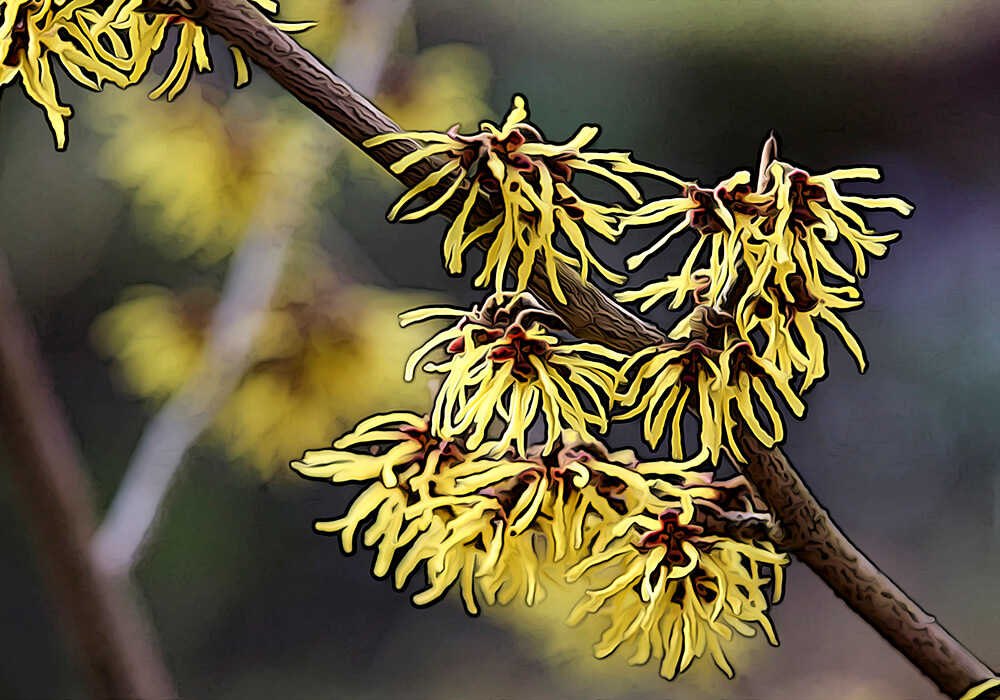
[618,306,804,465]
[216,282,438,474]
[91,284,210,400]
[92,85,312,262]
[0,0,128,148]
[402,293,624,455]
[365,95,684,302]
[378,44,492,133]
[92,252,437,477]
[567,500,787,680]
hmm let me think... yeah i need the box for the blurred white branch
[91,0,412,578]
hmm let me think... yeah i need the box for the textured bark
[525,255,668,353]
[694,508,786,546]
[0,253,175,699]
[733,431,998,699]
[145,0,998,695]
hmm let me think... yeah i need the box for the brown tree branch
[145,0,998,696]
[693,508,786,546]
[143,0,665,356]
[0,250,174,699]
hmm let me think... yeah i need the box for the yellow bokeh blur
[93,244,440,478]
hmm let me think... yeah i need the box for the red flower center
[2,3,34,67]
[634,509,704,566]
[486,325,550,381]
[787,170,826,228]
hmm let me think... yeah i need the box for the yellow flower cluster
[619,141,913,395]
[293,417,786,677]
[365,95,686,303]
[0,0,309,148]
[402,292,624,456]
[91,84,301,263]
[567,504,786,680]
[618,305,804,465]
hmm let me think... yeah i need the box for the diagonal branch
[144,0,666,356]
[142,0,999,697]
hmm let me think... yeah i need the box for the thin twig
[0,250,174,699]
[91,226,292,576]
[138,0,999,696]
[92,0,412,577]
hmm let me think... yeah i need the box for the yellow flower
[618,306,804,465]
[293,411,452,492]
[403,293,625,455]
[292,413,489,596]
[754,159,912,286]
[1,0,128,148]
[92,255,437,476]
[618,143,912,400]
[92,84,278,262]
[294,424,688,616]
[618,171,755,311]
[365,95,684,302]
[93,0,314,100]
[92,82,339,263]
[734,159,912,384]
[735,272,864,393]
[444,436,653,570]
[90,284,209,400]
[292,414,540,613]
[567,503,787,680]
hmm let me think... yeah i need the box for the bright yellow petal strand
[230,46,250,86]
[367,94,687,295]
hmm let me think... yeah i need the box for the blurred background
[1,0,999,697]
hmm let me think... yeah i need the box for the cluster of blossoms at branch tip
[295,98,909,680]
[293,416,787,678]
[0,0,311,147]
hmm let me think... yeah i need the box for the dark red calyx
[787,169,826,225]
[2,4,33,67]
[634,509,704,565]
[486,325,550,381]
